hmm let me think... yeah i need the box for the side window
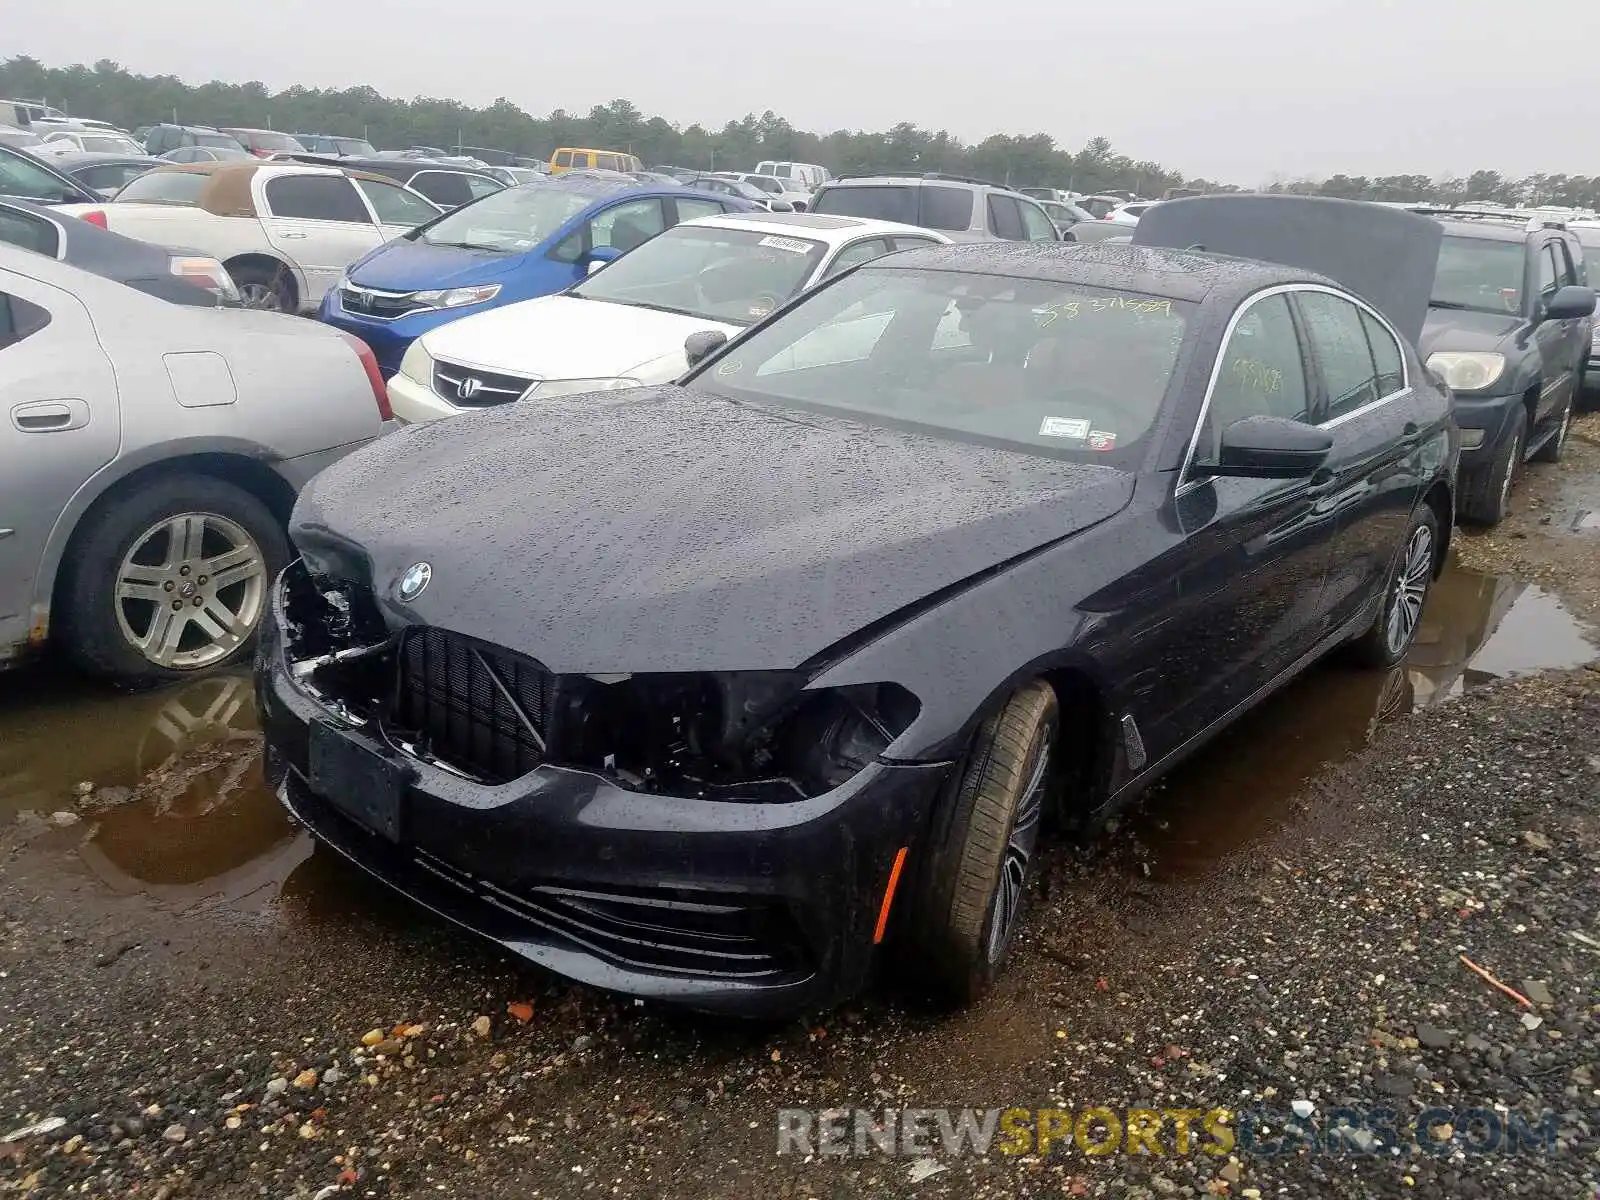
[0,153,77,204]
[889,236,937,251]
[553,150,573,169]
[408,172,472,209]
[1018,200,1058,241]
[0,292,52,351]
[670,196,723,224]
[822,238,892,279]
[919,185,973,231]
[595,154,620,172]
[264,175,370,223]
[464,174,503,200]
[0,208,60,256]
[1537,244,1559,298]
[1360,309,1405,397]
[1297,291,1380,421]
[987,194,1026,240]
[356,178,438,227]
[589,198,666,253]
[1194,294,1310,467]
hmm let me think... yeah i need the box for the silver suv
[809,173,1061,243]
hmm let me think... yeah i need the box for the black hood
[290,386,1134,673]
[1419,305,1521,357]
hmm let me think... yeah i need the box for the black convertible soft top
[1133,195,1441,346]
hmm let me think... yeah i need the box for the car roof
[47,151,163,167]
[324,156,500,178]
[869,240,1327,304]
[677,210,949,245]
[1431,219,1532,242]
[1570,222,1600,244]
[126,161,402,217]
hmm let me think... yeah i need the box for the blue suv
[320,177,755,375]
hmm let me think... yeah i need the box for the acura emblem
[397,562,432,601]
[456,376,482,401]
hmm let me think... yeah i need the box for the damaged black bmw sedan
[258,196,1459,1017]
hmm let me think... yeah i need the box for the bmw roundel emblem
[397,562,432,601]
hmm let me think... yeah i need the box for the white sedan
[387,212,950,423]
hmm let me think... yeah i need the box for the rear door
[1293,288,1427,635]
[258,172,383,304]
[0,267,119,651]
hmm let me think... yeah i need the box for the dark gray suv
[810,174,1060,243]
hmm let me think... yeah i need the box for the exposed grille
[394,628,550,783]
[339,284,427,320]
[432,358,535,408]
[413,851,809,979]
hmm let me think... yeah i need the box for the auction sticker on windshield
[759,235,814,254]
[1039,417,1090,439]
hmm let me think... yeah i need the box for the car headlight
[1426,352,1506,392]
[548,672,921,801]
[397,337,435,387]
[412,284,502,310]
[526,377,642,399]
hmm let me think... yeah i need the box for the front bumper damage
[255,564,951,1016]
[1451,390,1524,468]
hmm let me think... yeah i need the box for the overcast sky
[12,0,1600,184]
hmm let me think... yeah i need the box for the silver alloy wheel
[113,513,267,670]
[236,282,283,311]
[985,741,1050,964]
[1384,524,1434,656]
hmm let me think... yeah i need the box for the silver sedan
[0,242,391,683]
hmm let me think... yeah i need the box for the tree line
[5,56,1599,210]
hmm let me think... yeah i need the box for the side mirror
[1544,285,1596,322]
[684,329,728,368]
[582,245,622,273]
[1212,415,1333,478]
[768,200,794,213]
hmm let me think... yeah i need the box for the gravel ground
[0,419,1596,1199]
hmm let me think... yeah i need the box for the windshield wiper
[424,240,508,252]
[1428,300,1473,310]
[603,298,706,320]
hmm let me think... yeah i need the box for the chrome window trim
[0,200,68,261]
[1176,282,1413,496]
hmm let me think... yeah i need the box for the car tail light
[336,331,394,421]
[79,210,108,228]
[169,255,241,305]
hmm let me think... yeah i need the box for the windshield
[691,267,1190,462]
[237,130,304,153]
[573,225,826,324]
[1432,235,1526,314]
[115,171,208,205]
[81,135,143,154]
[416,185,592,252]
[337,139,379,156]
[196,131,242,150]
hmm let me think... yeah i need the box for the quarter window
[1297,291,1380,421]
[0,208,60,256]
[408,172,473,209]
[356,178,438,226]
[671,197,723,223]
[1194,294,1309,467]
[588,198,666,253]
[0,291,51,351]
[264,174,370,222]
[464,174,503,199]
[1360,310,1405,397]
[1018,200,1058,241]
[823,238,892,278]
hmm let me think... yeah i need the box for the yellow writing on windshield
[1035,296,1174,327]
[1229,357,1282,393]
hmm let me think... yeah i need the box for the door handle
[278,231,307,239]
[12,399,88,433]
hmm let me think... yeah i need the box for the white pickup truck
[57,161,443,312]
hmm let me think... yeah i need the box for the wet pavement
[1,560,1592,917]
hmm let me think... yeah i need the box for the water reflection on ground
[0,562,1592,912]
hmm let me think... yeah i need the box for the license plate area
[307,721,412,843]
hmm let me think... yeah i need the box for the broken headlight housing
[552,672,921,802]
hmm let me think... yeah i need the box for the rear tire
[228,261,295,312]
[1459,406,1525,527]
[55,474,289,685]
[902,681,1057,1006]
[1348,503,1440,669]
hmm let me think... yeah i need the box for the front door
[1161,291,1338,745]
[0,268,119,653]
[258,173,384,306]
[1530,240,1578,425]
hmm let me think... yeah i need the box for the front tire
[55,475,288,684]
[903,681,1058,1006]
[1459,405,1525,526]
[1348,503,1440,668]
[228,262,294,312]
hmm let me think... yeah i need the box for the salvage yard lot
[0,415,1596,1199]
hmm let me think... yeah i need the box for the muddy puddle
[0,563,1593,918]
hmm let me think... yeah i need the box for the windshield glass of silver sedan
[694,267,1189,457]
[1432,234,1525,313]
[572,225,827,323]
[415,186,591,252]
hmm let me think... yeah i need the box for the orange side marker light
[872,847,910,944]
